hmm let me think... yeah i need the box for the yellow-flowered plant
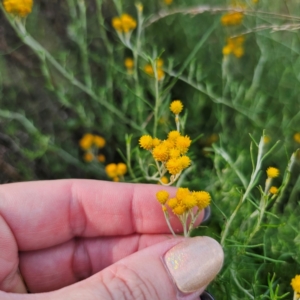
[164,0,173,5]
[222,36,245,58]
[3,0,33,17]
[144,58,165,81]
[156,187,211,236]
[79,133,106,163]
[139,100,191,185]
[112,14,137,34]
[294,132,300,144]
[291,275,300,300]
[221,11,244,26]
[124,57,134,74]
[105,163,127,182]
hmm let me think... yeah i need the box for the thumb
[50,236,223,300]
[1,236,223,300]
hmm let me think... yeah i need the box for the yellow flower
[263,135,271,144]
[167,197,178,209]
[179,156,191,169]
[176,187,190,201]
[105,163,118,178]
[117,163,127,176]
[112,14,136,33]
[176,135,191,154]
[113,177,119,182]
[193,191,211,210]
[168,130,180,141]
[166,158,183,175]
[170,100,183,114]
[160,176,169,184]
[162,205,167,212]
[169,148,181,159]
[266,167,280,178]
[164,0,173,5]
[144,61,165,81]
[294,132,300,143]
[156,190,169,205]
[153,144,169,162]
[182,194,197,209]
[97,154,106,163]
[124,58,134,69]
[291,275,300,293]
[79,133,94,150]
[269,186,278,195]
[83,152,94,162]
[152,138,161,147]
[136,3,143,12]
[173,205,186,215]
[139,135,153,150]
[223,36,245,58]
[3,0,33,17]
[93,135,106,148]
[221,12,244,26]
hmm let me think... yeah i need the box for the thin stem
[164,211,176,237]
[153,70,160,138]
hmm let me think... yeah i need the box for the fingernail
[164,236,223,294]
[202,206,211,223]
[200,291,215,300]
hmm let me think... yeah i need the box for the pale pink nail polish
[164,236,224,294]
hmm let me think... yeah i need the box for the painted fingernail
[164,236,223,294]
[202,206,211,223]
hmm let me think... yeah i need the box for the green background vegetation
[0,0,300,298]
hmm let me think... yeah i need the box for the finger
[19,234,172,293]
[1,237,224,300]
[0,180,185,251]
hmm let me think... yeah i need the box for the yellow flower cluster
[223,36,245,58]
[291,275,300,295]
[3,0,33,17]
[112,14,137,33]
[266,167,280,179]
[139,131,191,175]
[156,188,211,215]
[164,0,173,5]
[144,59,165,81]
[105,163,127,182]
[79,133,106,163]
[221,12,244,26]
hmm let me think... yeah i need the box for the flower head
[221,12,244,26]
[166,158,183,175]
[269,186,278,195]
[105,163,118,178]
[93,135,106,148]
[193,191,211,210]
[156,190,169,205]
[83,152,94,162]
[223,36,245,58]
[164,0,173,5]
[97,154,106,163]
[124,58,134,70]
[139,135,153,150]
[170,100,183,114]
[173,205,186,215]
[117,163,127,176]
[79,133,94,150]
[160,176,169,184]
[112,14,136,33]
[153,144,169,162]
[144,60,164,80]
[3,0,33,17]
[266,167,280,178]
[291,275,300,294]
[294,132,300,144]
[176,135,191,154]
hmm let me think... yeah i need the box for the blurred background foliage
[1,0,300,298]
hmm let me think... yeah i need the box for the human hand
[0,180,223,300]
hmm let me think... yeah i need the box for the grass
[1,0,300,298]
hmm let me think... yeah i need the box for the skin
[0,180,205,300]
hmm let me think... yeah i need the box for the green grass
[1,0,300,298]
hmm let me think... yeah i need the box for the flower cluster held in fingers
[112,14,137,33]
[223,36,245,58]
[156,188,211,216]
[139,131,192,177]
[105,163,127,182]
[79,133,106,163]
[3,0,33,17]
